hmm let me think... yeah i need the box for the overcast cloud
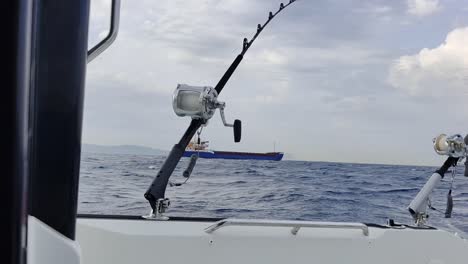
[84,0,468,165]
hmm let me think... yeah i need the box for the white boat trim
[76,216,468,264]
[27,216,81,264]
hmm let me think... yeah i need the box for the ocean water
[78,152,468,233]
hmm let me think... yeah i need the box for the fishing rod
[144,0,298,219]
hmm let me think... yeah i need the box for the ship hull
[183,150,283,161]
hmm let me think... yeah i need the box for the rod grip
[215,55,243,94]
[144,144,185,209]
[435,157,459,178]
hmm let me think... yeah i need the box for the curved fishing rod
[144,0,298,217]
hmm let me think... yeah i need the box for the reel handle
[234,119,242,143]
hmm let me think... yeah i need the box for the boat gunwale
[76,214,437,230]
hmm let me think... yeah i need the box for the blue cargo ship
[183,150,284,161]
[183,139,283,161]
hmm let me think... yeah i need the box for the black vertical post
[3,0,32,263]
[29,0,90,239]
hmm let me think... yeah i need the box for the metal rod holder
[142,198,170,221]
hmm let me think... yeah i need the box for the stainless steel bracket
[205,219,369,236]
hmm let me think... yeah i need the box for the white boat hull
[76,217,468,264]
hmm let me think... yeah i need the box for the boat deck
[76,215,468,264]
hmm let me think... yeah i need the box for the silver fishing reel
[433,133,468,177]
[433,134,467,158]
[173,84,218,120]
[172,84,241,142]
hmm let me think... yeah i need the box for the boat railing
[205,219,369,236]
[87,0,120,62]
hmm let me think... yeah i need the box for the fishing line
[444,163,457,218]
[428,164,457,218]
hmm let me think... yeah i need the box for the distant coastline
[81,144,434,166]
[82,143,166,156]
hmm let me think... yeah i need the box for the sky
[84,0,468,166]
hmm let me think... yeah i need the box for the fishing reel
[173,84,242,142]
[433,133,468,177]
[433,134,467,158]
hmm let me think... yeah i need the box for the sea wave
[79,152,468,232]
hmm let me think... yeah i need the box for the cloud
[407,0,440,17]
[388,27,468,97]
[259,49,288,65]
[353,4,393,15]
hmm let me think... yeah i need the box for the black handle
[234,119,242,143]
